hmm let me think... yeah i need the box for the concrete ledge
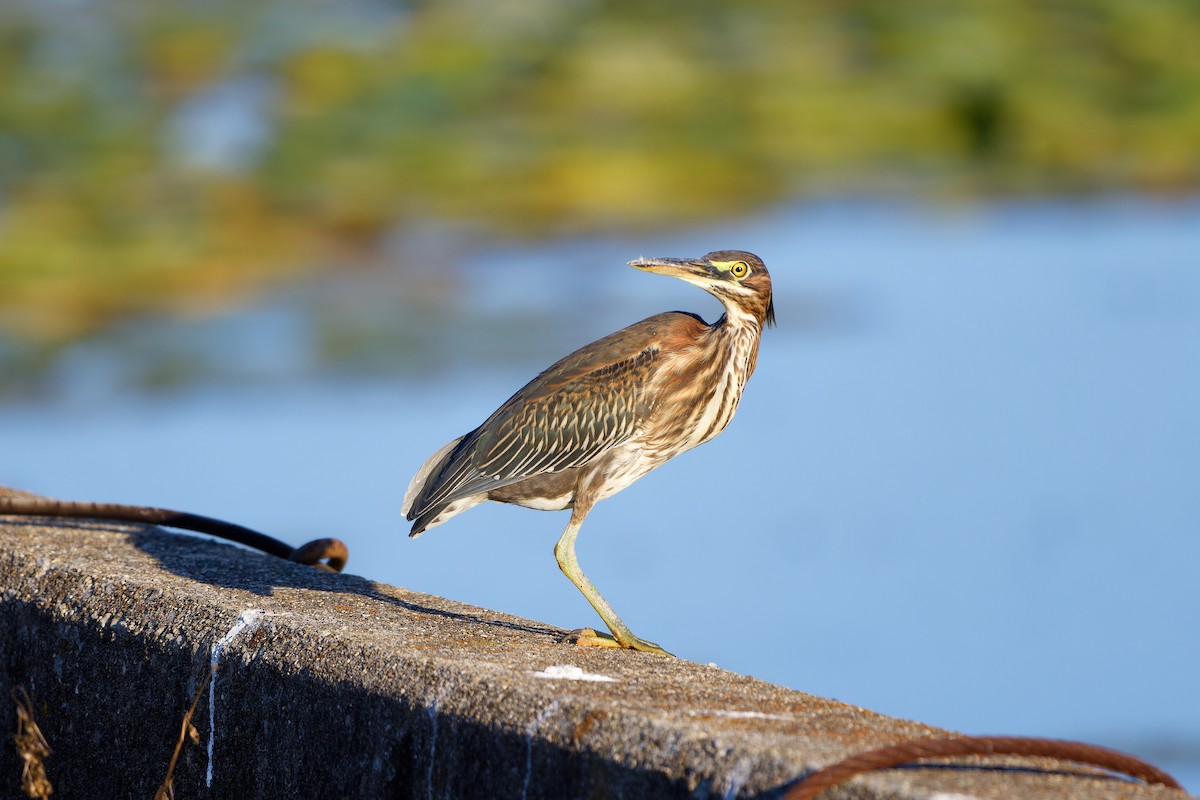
[0,508,1186,799]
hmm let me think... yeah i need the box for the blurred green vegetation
[1,0,1198,345]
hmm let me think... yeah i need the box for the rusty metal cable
[0,497,348,572]
[783,735,1185,799]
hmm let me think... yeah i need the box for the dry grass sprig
[154,667,213,800]
[11,686,52,799]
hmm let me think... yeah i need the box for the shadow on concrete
[123,522,570,642]
[0,509,566,643]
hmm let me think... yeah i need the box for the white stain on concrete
[521,699,563,800]
[529,664,616,682]
[704,709,794,721]
[206,609,266,788]
[719,755,757,800]
[424,684,452,800]
[425,696,439,800]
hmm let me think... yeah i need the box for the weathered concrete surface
[0,500,1189,799]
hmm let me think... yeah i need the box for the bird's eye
[730,260,749,278]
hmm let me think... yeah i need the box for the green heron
[402,250,774,655]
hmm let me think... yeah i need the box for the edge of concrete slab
[0,506,1190,799]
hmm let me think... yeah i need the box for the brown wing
[405,312,704,532]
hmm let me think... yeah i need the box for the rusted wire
[783,734,1185,799]
[0,497,348,572]
[288,537,349,572]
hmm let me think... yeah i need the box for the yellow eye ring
[730,260,749,278]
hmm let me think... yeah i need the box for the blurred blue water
[2,197,1198,789]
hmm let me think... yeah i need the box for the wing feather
[423,350,653,507]
[405,311,706,530]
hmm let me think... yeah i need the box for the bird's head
[629,250,775,328]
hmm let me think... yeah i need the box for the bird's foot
[560,627,621,648]
[560,628,673,657]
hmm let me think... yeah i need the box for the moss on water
[1,0,1198,341]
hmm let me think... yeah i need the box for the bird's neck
[710,310,763,387]
[656,309,762,453]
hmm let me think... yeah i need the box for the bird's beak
[628,256,712,282]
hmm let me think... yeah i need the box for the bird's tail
[402,434,464,534]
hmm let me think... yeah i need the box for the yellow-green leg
[553,501,672,656]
